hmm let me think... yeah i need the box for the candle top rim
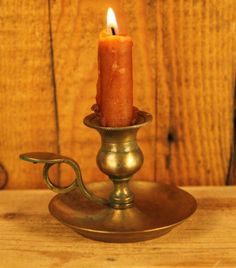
[99,29,132,42]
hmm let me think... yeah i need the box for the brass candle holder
[20,111,197,243]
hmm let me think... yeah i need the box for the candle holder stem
[108,177,134,208]
[85,112,151,209]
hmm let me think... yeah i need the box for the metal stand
[20,111,197,242]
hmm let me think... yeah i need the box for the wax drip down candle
[93,7,136,127]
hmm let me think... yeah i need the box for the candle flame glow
[107,7,118,34]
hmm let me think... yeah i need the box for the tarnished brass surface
[49,181,197,243]
[19,110,197,242]
[20,111,153,209]
[84,111,152,208]
[19,152,108,205]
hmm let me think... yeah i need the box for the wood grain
[0,0,235,188]
[0,187,236,267]
[0,1,58,189]
[155,0,236,185]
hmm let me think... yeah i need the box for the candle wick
[111,27,116,35]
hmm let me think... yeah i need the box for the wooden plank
[155,0,236,185]
[0,0,235,188]
[49,0,156,185]
[0,1,58,188]
[0,187,236,267]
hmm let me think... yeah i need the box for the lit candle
[94,8,134,127]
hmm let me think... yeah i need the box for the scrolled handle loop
[20,152,108,206]
[43,162,78,194]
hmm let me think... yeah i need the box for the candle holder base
[20,111,197,243]
[49,181,197,243]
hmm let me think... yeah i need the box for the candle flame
[107,7,118,34]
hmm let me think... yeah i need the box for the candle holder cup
[20,111,197,242]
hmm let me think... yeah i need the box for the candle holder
[20,111,197,242]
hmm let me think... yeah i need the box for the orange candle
[95,8,134,127]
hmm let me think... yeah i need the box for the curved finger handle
[19,152,108,206]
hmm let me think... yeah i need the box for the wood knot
[0,162,8,189]
[4,212,17,220]
[106,257,116,262]
[167,130,176,143]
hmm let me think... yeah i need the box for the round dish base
[49,181,197,243]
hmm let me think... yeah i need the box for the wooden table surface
[0,186,236,267]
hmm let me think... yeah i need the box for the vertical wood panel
[119,0,156,182]
[50,0,156,185]
[0,1,58,188]
[0,0,235,188]
[155,0,235,185]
